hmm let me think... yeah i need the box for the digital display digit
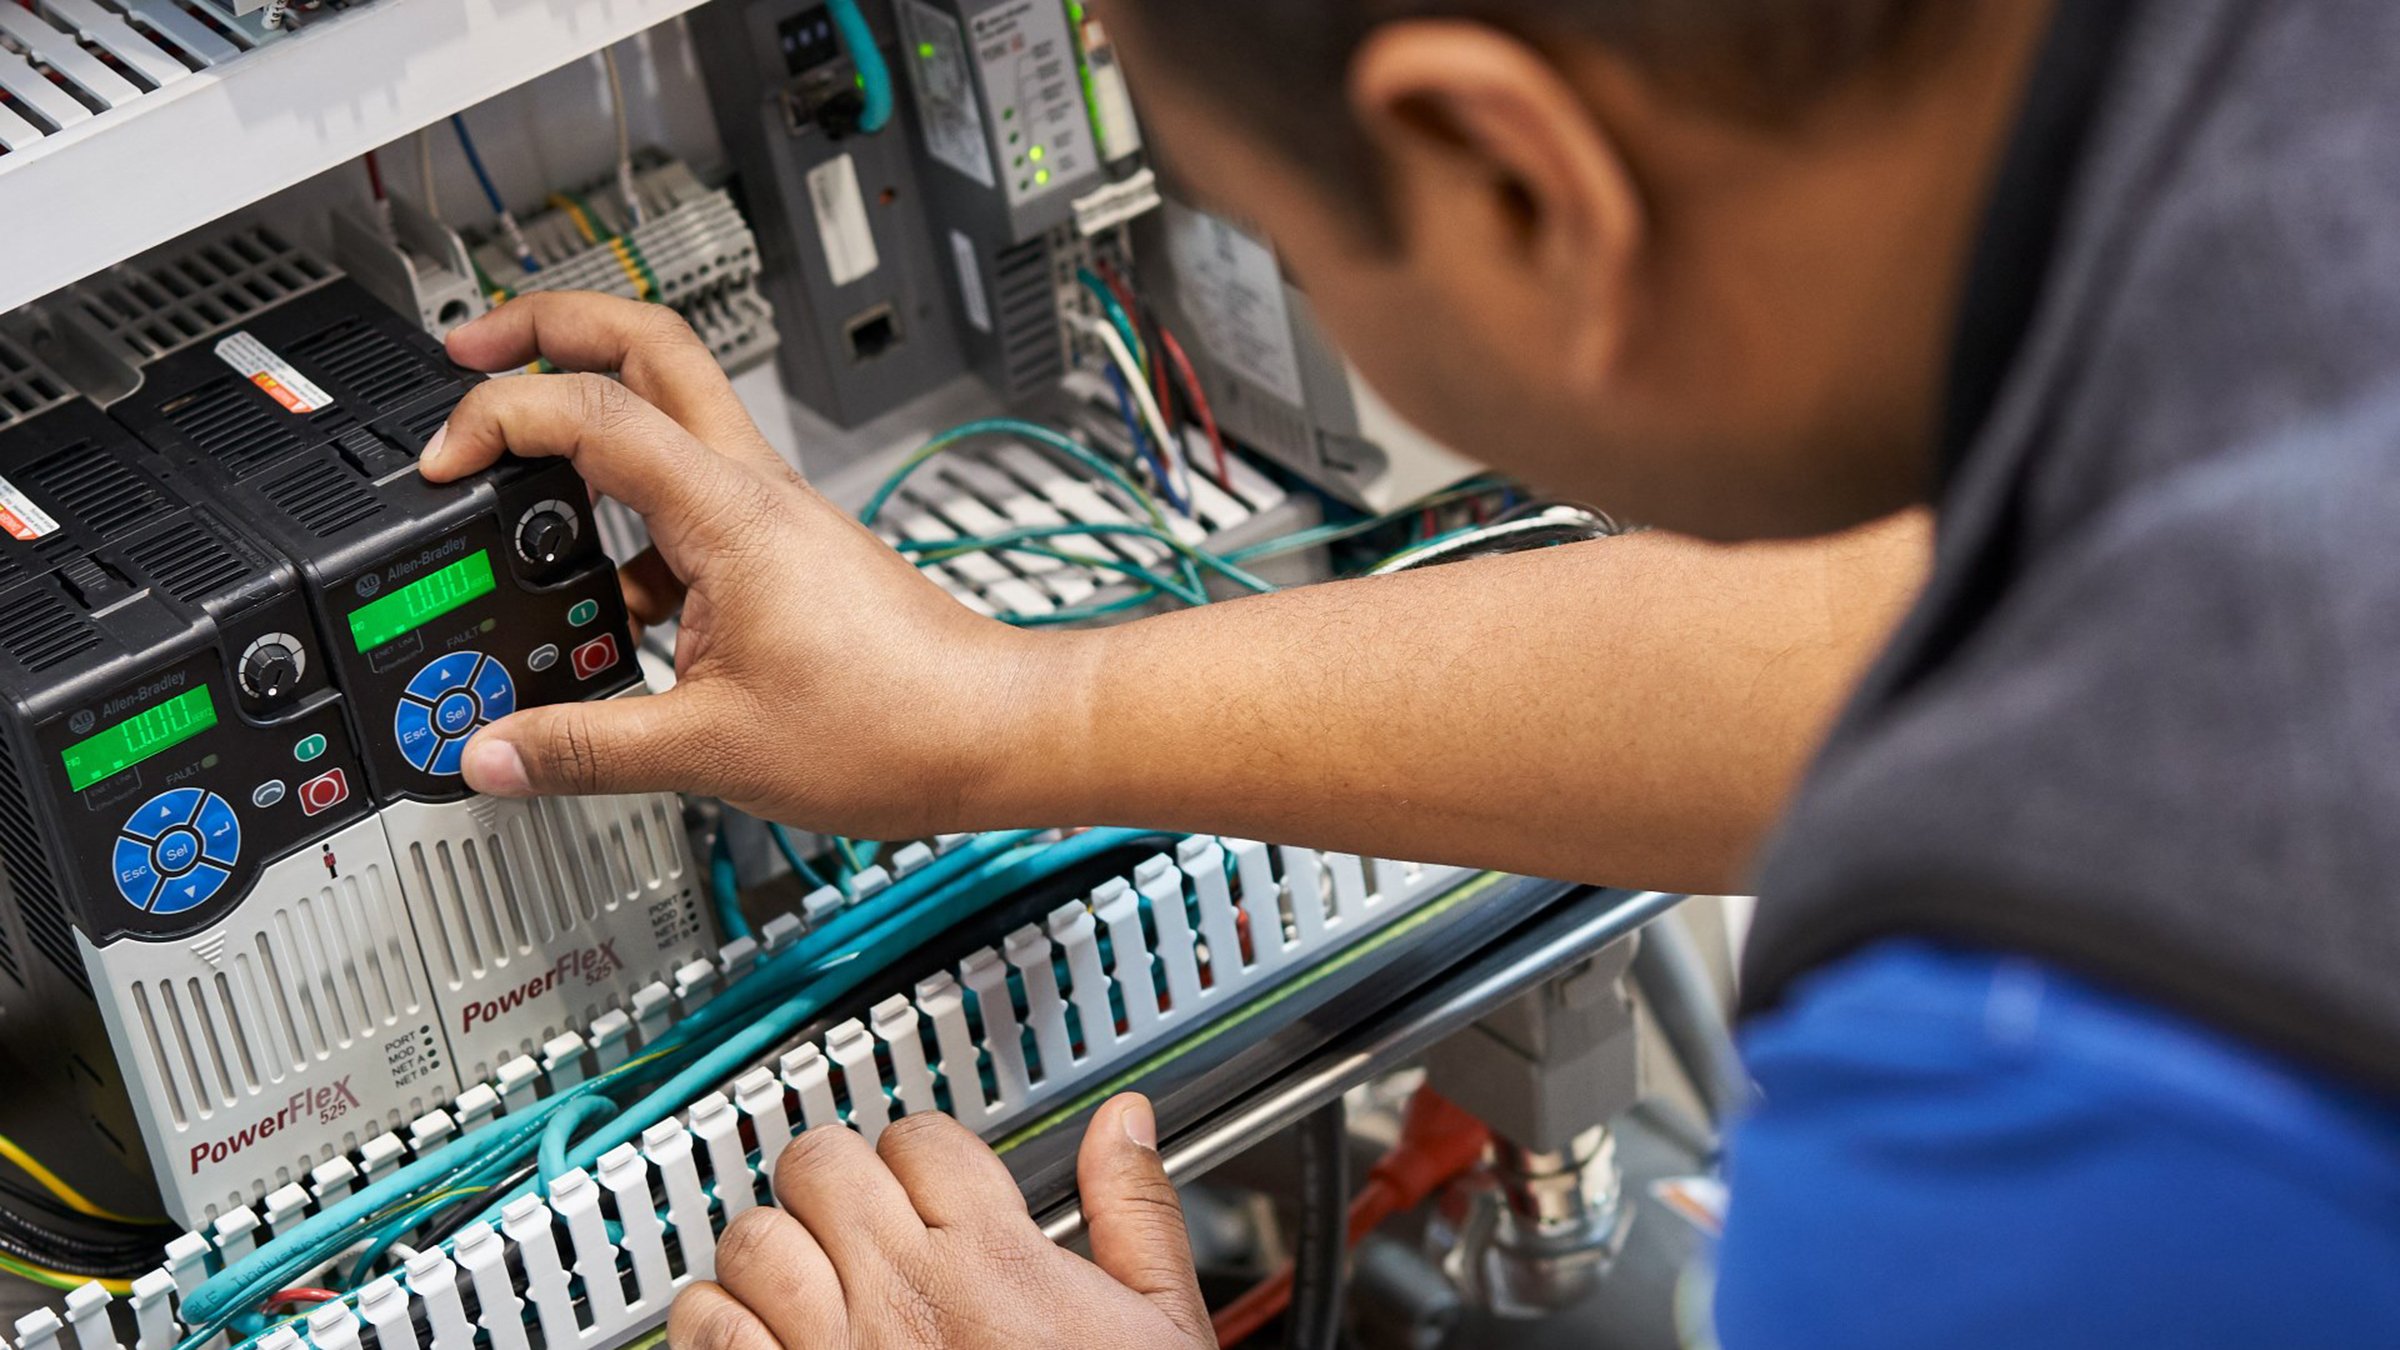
[61,685,219,792]
[347,550,496,653]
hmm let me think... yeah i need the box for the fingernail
[1120,1097,1156,1151]
[462,734,530,797]
[419,425,448,473]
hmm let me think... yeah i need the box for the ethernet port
[845,305,902,363]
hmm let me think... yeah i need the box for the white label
[897,0,996,189]
[1162,202,1306,407]
[214,331,333,415]
[0,473,59,541]
[950,231,992,334]
[806,154,881,287]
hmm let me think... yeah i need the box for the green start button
[294,733,327,763]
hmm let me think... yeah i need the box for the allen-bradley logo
[102,671,189,719]
[384,536,468,585]
[187,1080,359,1173]
[460,943,626,1033]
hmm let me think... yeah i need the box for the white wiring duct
[1078,314,1191,508]
[603,46,644,227]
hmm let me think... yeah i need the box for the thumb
[1079,1095,1210,1343]
[462,691,708,798]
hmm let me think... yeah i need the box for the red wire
[266,1289,340,1311]
[362,149,386,202]
[1211,1088,1491,1347]
[1157,327,1233,492]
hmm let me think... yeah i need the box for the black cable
[1284,1100,1349,1350]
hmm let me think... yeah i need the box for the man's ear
[1346,19,1645,397]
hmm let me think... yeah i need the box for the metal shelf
[0,0,709,315]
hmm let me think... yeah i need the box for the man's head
[1102,0,2058,539]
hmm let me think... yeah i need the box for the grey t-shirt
[1747,0,2400,1095]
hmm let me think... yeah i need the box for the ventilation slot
[994,238,1065,397]
[0,730,82,993]
[21,447,167,541]
[261,459,382,537]
[287,321,444,411]
[123,517,257,605]
[0,587,100,672]
[397,392,462,451]
[0,908,21,988]
[161,379,303,477]
[0,555,24,595]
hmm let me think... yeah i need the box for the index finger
[424,371,762,562]
[444,293,782,469]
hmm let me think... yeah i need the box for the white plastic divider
[11,835,1469,1350]
[0,0,715,315]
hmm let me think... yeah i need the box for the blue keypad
[151,863,229,916]
[124,788,203,841]
[115,789,238,913]
[397,652,514,777]
[113,837,160,909]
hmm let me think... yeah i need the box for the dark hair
[1117,0,1950,222]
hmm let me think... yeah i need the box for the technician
[421,0,2400,1343]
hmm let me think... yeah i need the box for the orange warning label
[0,474,61,542]
[214,331,334,416]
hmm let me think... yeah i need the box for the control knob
[515,499,582,567]
[238,633,307,702]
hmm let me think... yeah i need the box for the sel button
[434,691,479,736]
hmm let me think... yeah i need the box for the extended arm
[996,517,1922,893]
[427,296,1927,895]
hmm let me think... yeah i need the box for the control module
[0,388,442,1225]
[108,278,713,1100]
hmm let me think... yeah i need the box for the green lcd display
[347,550,497,653]
[61,685,219,792]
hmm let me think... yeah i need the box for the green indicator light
[1030,144,1046,161]
[1004,107,1016,120]
[62,686,219,793]
[1035,169,1051,185]
[917,41,935,58]
[347,550,499,653]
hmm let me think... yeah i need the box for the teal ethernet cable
[826,0,894,133]
[900,522,1276,595]
[710,830,751,942]
[768,822,832,892]
[1077,266,1149,376]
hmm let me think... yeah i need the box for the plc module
[107,280,715,1089]
[0,391,446,1226]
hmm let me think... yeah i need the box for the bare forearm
[993,513,1929,893]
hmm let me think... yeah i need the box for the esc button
[112,838,160,909]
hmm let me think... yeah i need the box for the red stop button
[571,635,620,681]
[298,769,350,817]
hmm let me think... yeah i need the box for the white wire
[417,129,442,223]
[602,46,643,227]
[1078,315,1189,509]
